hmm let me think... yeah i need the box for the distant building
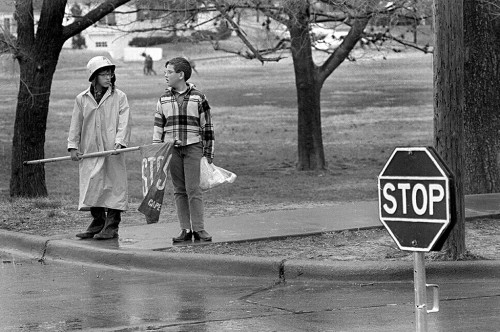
[63,1,165,60]
[0,1,174,60]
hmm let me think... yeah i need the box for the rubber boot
[76,207,105,239]
[94,209,121,240]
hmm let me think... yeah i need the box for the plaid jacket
[153,83,214,159]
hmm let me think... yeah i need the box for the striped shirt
[153,83,214,159]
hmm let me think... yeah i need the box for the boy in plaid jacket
[153,57,214,244]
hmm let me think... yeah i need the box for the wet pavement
[1,252,498,332]
[0,194,499,331]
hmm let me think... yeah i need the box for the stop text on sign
[379,179,447,220]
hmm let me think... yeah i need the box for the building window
[95,41,108,48]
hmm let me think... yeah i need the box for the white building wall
[123,47,162,62]
[82,30,131,60]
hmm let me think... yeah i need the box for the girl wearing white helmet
[67,56,132,240]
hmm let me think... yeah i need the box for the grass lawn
[0,44,434,234]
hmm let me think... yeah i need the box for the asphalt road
[1,251,499,332]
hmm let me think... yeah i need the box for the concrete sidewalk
[117,200,381,251]
[55,193,500,251]
[1,194,499,281]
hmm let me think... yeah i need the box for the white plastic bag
[199,157,237,191]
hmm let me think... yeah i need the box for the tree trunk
[10,0,65,197]
[433,0,466,258]
[10,49,62,197]
[463,0,500,194]
[287,3,326,170]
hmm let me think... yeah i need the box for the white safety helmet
[87,56,115,81]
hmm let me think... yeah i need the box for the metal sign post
[414,252,428,332]
[378,147,454,332]
[413,252,441,332]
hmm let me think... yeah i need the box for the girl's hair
[165,57,192,81]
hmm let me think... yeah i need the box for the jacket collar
[166,82,195,95]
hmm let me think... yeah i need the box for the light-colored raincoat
[68,87,131,211]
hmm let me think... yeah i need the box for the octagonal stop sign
[378,147,456,252]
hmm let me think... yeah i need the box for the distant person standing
[68,56,132,240]
[146,54,157,75]
[141,53,148,75]
[141,52,157,75]
[153,57,214,244]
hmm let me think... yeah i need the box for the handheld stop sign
[378,147,456,252]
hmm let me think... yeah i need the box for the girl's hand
[112,143,123,155]
[70,149,82,161]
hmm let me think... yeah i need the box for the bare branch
[374,32,433,53]
[209,1,283,63]
[62,0,131,40]
[212,37,289,62]
[0,26,17,55]
[317,0,378,83]
[479,0,500,18]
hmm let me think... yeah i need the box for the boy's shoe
[172,229,193,243]
[193,230,212,242]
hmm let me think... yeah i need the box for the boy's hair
[165,57,192,81]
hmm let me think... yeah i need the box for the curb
[45,239,283,279]
[1,229,499,282]
[0,230,49,258]
[283,258,500,281]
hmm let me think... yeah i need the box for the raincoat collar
[85,85,111,105]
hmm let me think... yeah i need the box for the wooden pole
[23,146,141,165]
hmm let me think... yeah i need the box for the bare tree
[205,0,432,170]
[10,0,131,197]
